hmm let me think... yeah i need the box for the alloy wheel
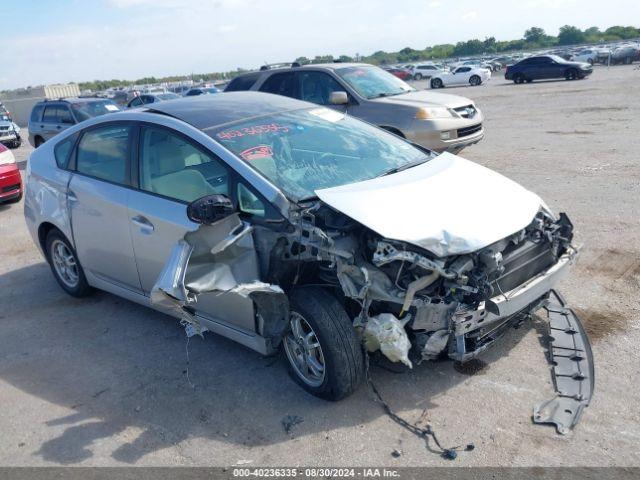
[283,311,326,387]
[51,239,79,288]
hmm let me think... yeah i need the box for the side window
[129,97,143,107]
[141,96,155,104]
[237,183,265,217]
[42,105,61,123]
[259,72,296,98]
[76,124,131,184]
[54,133,78,169]
[139,126,229,203]
[58,106,74,124]
[298,71,346,105]
[31,104,45,123]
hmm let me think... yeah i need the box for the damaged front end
[151,184,591,433]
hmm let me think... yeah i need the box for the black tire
[430,78,443,89]
[526,79,533,83]
[34,136,45,148]
[565,68,578,80]
[414,73,423,80]
[11,139,22,149]
[283,287,364,401]
[45,229,93,297]
[469,75,481,86]
[514,73,525,84]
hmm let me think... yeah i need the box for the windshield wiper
[379,157,431,177]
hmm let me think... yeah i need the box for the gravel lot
[1,65,639,467]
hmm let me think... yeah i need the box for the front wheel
[514,73,525,84]
[430,78,443,89]
[283,287,364,401]
[565,68,578,80]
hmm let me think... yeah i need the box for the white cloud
[461,11,478,20]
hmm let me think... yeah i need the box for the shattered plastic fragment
[422,329,450,360]
[363,314,413,368]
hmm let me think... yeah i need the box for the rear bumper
[450,245,580,362]
[0,164,23,201]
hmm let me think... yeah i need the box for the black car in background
[505,55,593,84]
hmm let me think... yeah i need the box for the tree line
[76,25,639,92]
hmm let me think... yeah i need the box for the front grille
[457,123,482,138]
[491,240,557,293]
[0,126,9,131]
[1,183,20,193]
[453,105,477,118]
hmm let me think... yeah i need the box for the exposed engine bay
[258,201,577,365]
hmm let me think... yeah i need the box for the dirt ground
[0,65,639,467]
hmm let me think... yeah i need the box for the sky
[1,0,639,90]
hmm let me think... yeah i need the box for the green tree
[524,27,545,43]
[557,25,585,45]
[605,25,640,39]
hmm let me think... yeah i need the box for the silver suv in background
[225,63,484,153]
[28,98,120,147]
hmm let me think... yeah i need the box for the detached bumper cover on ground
[534,290,595,434]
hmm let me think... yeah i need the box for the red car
[0,143,22,204]
[384,67,413,80]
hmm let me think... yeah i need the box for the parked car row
[0,142,22,204]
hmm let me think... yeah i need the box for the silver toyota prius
[24,92,592,433]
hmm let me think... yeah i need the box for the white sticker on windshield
[309,108,344,123]
[105,105,119,111]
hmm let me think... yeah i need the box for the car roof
[145,91,313,130]
[37,97,112,105]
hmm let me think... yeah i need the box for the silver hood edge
[315,152,543,257]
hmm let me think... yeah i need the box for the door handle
[131,215,154,233]
[68,191,78,203]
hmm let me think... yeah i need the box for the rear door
[68,122,142,292]
[258,72,298,98]
[126,124,257,332]
[40,104,74,141]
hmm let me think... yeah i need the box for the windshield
[335,65,414,99]
[70,100,120,121]
[211,108,431,201]
[548,55,567,63]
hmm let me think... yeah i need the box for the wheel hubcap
[51,240,79,288]
[283,312,325,387]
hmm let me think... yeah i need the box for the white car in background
[571,49,599,65]
[410,64,447,80]
[430,66,491,88]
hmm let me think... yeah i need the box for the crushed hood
[371,90,473,109]
[315,152,543,257]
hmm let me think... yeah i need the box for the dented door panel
[128,190,258,332]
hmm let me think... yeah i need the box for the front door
[68,122,142,292]
[127,124,257,332]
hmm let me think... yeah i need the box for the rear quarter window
[225,73,260,92]
[31,104,45,123]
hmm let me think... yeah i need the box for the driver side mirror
[329,91,349,105]
[187,194,235,224]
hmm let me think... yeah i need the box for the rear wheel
[34,136,44,148]
[45,229,93,297]
[283,287,364,401]
[430,78,443,89]
[414,73,423,80]
[469,75,481,86]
